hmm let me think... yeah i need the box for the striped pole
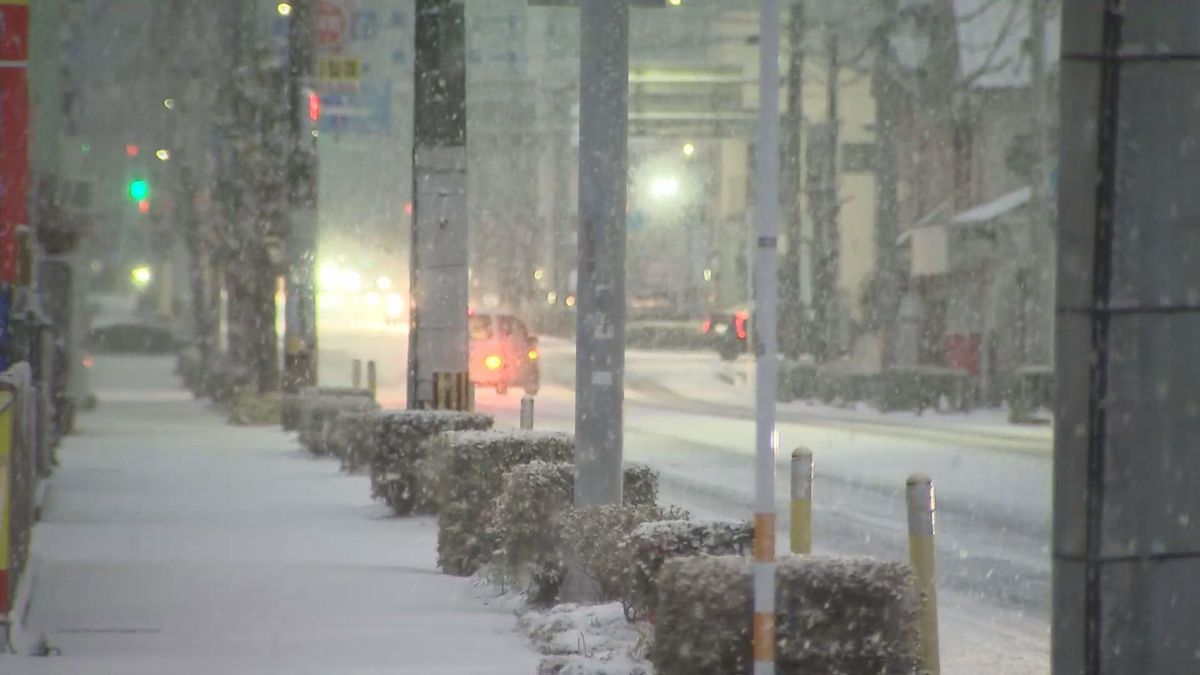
[907,474,940,675]
[351,359,363,388]
[0,0,30,375]
[790,448,812,555]
[752,0,780,671]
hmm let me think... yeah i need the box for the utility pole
[867,0,902,362]
[408,0,469,411]
[808,31,840,362]
[779,0,805,360]
[283,0,320,393]
[752,3,781,673]
[574,0,628,506]
[1055,3,1200,673]
[1026,0,1053,367]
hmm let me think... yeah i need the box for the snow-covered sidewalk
[4,355,539,675]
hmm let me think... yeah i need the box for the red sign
[317,1,347,51]
[0,1,30,284]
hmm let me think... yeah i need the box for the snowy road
[320,329,1052,674]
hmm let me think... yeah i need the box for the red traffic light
[308,91,320,122]
[137,199,150,214]
[126,144,140,158]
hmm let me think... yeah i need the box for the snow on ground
[3,355,540,675]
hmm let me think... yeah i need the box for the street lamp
[682,142,696,157]
[277,2,293,17]
[650,176,680,200]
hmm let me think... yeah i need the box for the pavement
[2,354,539,674]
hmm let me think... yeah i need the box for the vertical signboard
[0,0,30,284]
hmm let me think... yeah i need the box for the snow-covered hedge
[326,410,380,473]
[654,555,918,675]
[369,410,494,515]
[297,395,380,456]
[430,430,573,576]
[284,386,374,431]
[554,504,688,610]
[491,461,660,605]
[626,519,752,618]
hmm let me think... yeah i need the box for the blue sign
[320,80,392,135]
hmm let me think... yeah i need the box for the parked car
[701,305,753,362]
[469,312,540,395]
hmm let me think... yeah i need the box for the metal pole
[366,360,377,396]
[1055,3,1200,674]
[753,1,781,672]
[790,447,812,555]
[408,0,468,411]
[779,0,804,359]
[520,394,534,430]
[351,359,362,388]
[574,0,628,507]
[906,473,940,675]
[283,0,319,393]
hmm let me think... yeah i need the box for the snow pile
[655,555,918,675]
[518,602,652,675]
[367,409,493,515]
[427,430,573,575]
[491,461,661,605]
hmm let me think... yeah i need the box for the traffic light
[128,178,149,202]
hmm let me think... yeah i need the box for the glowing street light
[163,98,176,111]
[155,148,171,162]
[277,2,293,16]
[131,265,153,288]
[682,142,696,157]
[650,176,680,200]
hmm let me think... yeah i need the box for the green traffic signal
[128,178,150,202]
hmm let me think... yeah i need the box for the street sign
[318,56,362,83]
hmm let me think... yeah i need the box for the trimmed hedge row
[490,461,661,604]
[326,410,380,473]
[430,430,573,576]
[297,395,380,456]
[284,386,375,431]
[654,555,918,675]
[626,519,752,618]
[370,410,494,515]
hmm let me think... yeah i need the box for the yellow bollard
[907,473,940,675]
[351,359,363,388]
[790,447,812,554]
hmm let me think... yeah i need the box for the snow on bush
[429,430,573,576]
[369,410,494,515]
[520,602,652,675]
[297,395,379,456]
[491,461,661,605]
[555,504,688,613]
[325,410,380,473]
[654,555,918,675]
[626,519,752,619]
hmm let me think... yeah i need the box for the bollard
[520,394,534,429]
[351,359,363,388]
[366,360,377,396]
[906,473,940,675]
[790,447,812,555]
